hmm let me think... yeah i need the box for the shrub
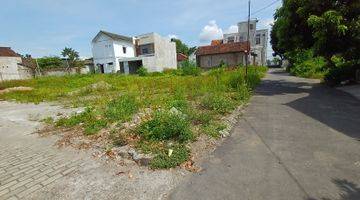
[286,49,327,79]
[150,145,190,169]
[290,56,327,79]
[179,60,201,76]
[201,93,235,114]
[325,57,359,86]
[104,95,138,122]
[136,67,148,76]
[136,110,193,142]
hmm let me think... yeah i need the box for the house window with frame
[142,48,149,54]
[123,47,127,54]
[250,24,254,30]
[139,43,154,55]
[256,34,261,45]
[228,36,235,43]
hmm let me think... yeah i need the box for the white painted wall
[222,20,268,66]
[92,33,135,73]
[92,32,177,74]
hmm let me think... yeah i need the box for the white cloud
[199,20,223,42]
[224,25,238,34]
[168,34,178,39]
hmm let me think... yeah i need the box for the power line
[251,0,281,16]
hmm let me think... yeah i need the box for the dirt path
[169,69,360,200]
[0,101,183,200]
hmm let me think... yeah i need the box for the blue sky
[0,0,281,58]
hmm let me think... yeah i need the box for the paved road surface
[170,69,360,200]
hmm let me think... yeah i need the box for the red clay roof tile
[0,47,20,57]
[196,42,249,56]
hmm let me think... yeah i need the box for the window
[250,24,254,30]
[256,34,261,45]
[239,36,244,42]
[139,43,154,55]
[142,48,149,54]
[123,47,127,54]
[228,36,235,43]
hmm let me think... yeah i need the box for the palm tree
[61,47,82,73]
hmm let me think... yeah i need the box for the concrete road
[170,69,360,200]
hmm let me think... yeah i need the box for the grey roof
[92,30,133,43]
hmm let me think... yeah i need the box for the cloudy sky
[0,0,281,58]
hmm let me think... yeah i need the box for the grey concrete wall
[0,57,32,81]
[153,33,177,71]
[198,52,245,69]
[137,33,177,72]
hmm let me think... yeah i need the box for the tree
[271,0,360,84]
[170,38,197,56]
[37,57,63,69]
[61,47,83,73]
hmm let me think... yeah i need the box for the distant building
[0,47,32,81]
[91,31,177,74]
[223,19,268,66]
[196,19,268,68]
[177,53,188,66]
[196,41,248,69]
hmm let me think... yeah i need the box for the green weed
[137,110,193,142]
[150,145,190,169]
[104,95,138,122]
[201,122,227,138]
[201,93,235,114]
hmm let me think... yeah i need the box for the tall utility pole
[245,0,251,79]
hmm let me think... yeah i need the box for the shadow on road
[306,179,360,200]
[255,73,360,140]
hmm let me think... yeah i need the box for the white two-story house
[223,20,268,66]
[91,31,177,74]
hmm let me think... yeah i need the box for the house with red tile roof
[0,47,32,81]
[196,41,249,69]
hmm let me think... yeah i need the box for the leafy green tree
[61,47,84,73]
[37,57,63,69]
[170,38,197,56]
[271,0,360,84]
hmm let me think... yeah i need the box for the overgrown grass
[136,110,193,142]
[150,145,190,169]
[0,66,267,168]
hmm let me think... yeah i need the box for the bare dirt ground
[0,101,188,200]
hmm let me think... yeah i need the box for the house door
[99,64,105,73]
[119,62,125,74]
